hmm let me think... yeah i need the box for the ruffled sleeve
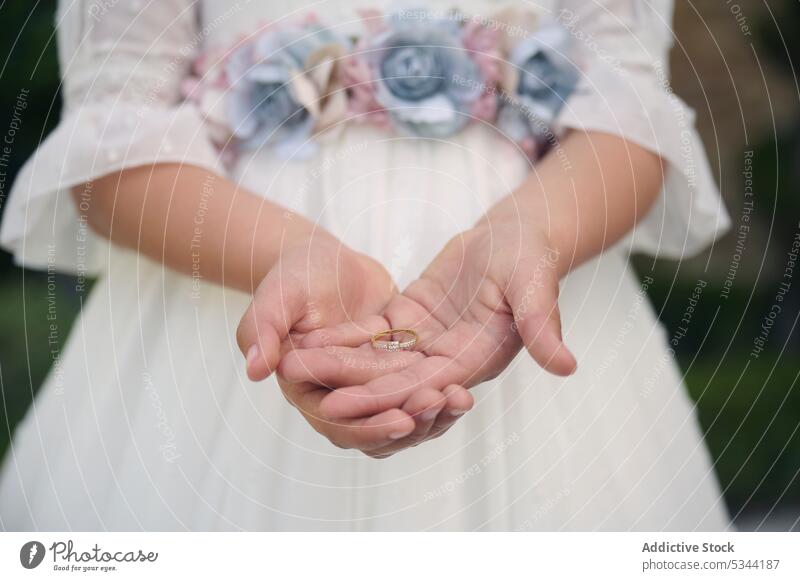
[555,0,730,258]
[0,0,224,274]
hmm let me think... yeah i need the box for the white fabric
[555,0,731,257]
[0,0,731,530]
[0,0,223,274]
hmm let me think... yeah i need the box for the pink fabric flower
[462,20,503,122]
[341,48,391,127]
[462,20,503,86]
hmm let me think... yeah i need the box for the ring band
[371,328,419,352]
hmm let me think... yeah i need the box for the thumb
[506,259,577,377]
[237,265,308,381]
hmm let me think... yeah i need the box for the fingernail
[449,409,468,417]
[389,430,411,440]
[246,345,260,369]
[564,348,578,375]
[421,409,439,421]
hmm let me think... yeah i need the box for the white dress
[0,0,733,531]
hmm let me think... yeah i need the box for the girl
[0,0,731,530]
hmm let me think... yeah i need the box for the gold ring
[371,328,419,352]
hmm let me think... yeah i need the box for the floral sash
[182,7,580,161]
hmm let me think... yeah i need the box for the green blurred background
[0,1,798,529]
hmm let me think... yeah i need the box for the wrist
[272,223,379,287]
[245,213,335,292]
[269,210,338,256]
[473,196,571,279]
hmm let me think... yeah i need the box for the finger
[506,267,577,377]
[300,315,391,349]
[299,290,443,352]
[401,387,447,441]
[278,346,424,388]
[307,407,418,451]
[237,268,308,382]
[324,408,416,451]
[441,383,474,419]
[278,377,415,450]
[277,375,329,413]
[429,384,474,438]
[319,355,466,419]
[516,310,576,376]
[364,388,446,458]
[367,385,472,458]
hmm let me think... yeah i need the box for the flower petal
[289,69,321,118]
[391,94,467,137]
[228,89,259,138]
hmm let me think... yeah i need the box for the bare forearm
[481,131,665,276]
[72,163,326,293]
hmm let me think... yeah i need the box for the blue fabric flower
[367,10,484,138]
[497,20,579,149]
[226,25,346,157]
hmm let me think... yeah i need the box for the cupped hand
[236,232,471,453]
[236,231,395,379]
[280,220,577,457]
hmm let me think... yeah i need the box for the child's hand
[238,233,451,452]
[280,221,577,457]
[236,233,395,380]
[235,233,409,441]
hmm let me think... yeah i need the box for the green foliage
[633,267,800,516]
[0,268,86,458]
[687,354,800,515]
[0,0,60,271]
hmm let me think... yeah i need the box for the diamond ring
[370,328,419,352]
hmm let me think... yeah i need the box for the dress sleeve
[0,0,224,274]
[555,0,730,258]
